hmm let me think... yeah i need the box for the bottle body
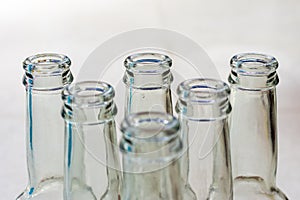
[62,81,121,200]
[120,112,184,200]
[17,53,73,200]
[228,53,288,200]
[176,78,232,200]
[123,52,173,115]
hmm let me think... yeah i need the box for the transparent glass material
[228,53,288,200]
[17,53,73,200]
[123,52,173,115]
[120,112,184,200]
[61,81,121,200]
[176,79,232,200]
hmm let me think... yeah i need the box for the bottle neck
[63,119,121,199]
[228,53,282,194]
[229,85,278,188]
[120,112,183,200]
[62,81,121,199]
[176,114,232,199]
[121,158,183,200]
[23,53,73,195]
[25,84,66,193]
[123,70,173,115]
[123,52,173,115]
[175,78,232,199]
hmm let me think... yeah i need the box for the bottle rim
[120,112,182,166]
[62,81,115,107]
[177,78,230,104]
[230,53,278,76]
[121,111,179,142]
[23,53,71,75]
[124,52,172,74]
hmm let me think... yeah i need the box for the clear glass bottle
[17,53,73,200]
[123,52,173,115]
[228,53,288,200]
[120,112,184,200]
[176,78,232,200]
[61,81,121,200]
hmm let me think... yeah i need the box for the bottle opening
[120,112,182,172]
[124,52,172,74]
[230,53,278,76]
[176,79,231,120]
[229,53,279,89]
[23,53,71,75]
[62,81,115,107]
[177,78,230,103]
[121,112,179,142]
[120,112,182,166]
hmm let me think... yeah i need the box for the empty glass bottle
[61,81,121,200]
[120,112,184,200]
[123,52,173,115]
[17,53,73,200]
[228,53,288,200]
[176,78,232,200]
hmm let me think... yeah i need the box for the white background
[0,0,299,199]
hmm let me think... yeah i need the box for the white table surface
[0,0,299,199]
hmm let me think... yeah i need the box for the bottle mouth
[62,81,115,107]
[124,52,172,74]
[120,112,182,171]
[177,78,230,104]
[23,53,71,75]
[121,112,180,143]
[230,53,278,76]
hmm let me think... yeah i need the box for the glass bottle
[17,53,73,200]
[61,81,121,200]
[120,112,184,200]
[123,52,173,115]
[176,78,233,200]
[228,53,288,200]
